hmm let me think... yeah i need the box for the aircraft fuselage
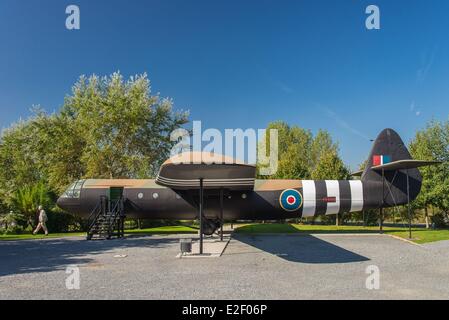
[57,178,391,221]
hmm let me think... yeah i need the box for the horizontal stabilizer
[371,159,441,171]
[350,170,363,177]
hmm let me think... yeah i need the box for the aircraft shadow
[0,236,180,277]
[233,232,370,264]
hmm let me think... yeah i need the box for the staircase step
[87,198,125,240]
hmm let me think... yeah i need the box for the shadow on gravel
[0,236,181,277]
[233,234,370,264]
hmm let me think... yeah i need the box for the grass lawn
[235,223,449,244]
[0,226,198,241]
[2,224,447,244]
[0,232,85,241]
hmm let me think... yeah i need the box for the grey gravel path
[1,234,448,300]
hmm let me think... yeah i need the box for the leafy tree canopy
[0,72,189,203]
[258,121,347,180]
[409,119,449,212]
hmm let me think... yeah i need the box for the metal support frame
[380,167,412,238]
[220,188,224,242]
[406,169,412,239]
[380,168,384,233]
[199,178,204,255]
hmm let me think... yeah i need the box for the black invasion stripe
[338,180,351,214]
[314,180,327,216]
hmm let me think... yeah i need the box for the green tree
[258,121,313,179]
[311,150,350,180]
[409,119,449,227]
[259,121,344,180]
[10,182,53,227]
[0,119,43,198]
[32,109,87,194]
[0,72,189,200]
[257,121,349,225]
[61,72,189,180]
[310,129,339,172]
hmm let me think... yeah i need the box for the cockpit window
[61,180,86,198]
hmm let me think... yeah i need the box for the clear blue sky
[0,0,448,169]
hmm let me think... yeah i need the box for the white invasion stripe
[325,180,340,215]
[301,180,316,217]
[349,180,364,212]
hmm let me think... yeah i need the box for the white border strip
[325,180,340,215]
[301,180,316,217]
[349,180,364,212]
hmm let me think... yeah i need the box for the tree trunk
[425,206,430,229]
[336,213,340,226]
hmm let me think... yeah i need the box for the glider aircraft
[57,128,440,243]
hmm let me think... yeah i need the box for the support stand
[406,169,412,239]
[380,168,384,234]
[379,208,383,233]
[199,178,204,254]
[220,188,224,242]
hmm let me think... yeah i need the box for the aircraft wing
[155,151,256,190]
[350,170,364,177]
[351,160,441,176]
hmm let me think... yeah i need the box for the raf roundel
[279,189,303,212]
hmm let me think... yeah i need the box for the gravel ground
[1,233,449,300]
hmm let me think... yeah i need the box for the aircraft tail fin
[361,128,422,207]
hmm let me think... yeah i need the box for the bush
[0,212,27,234]
[45,210,86,233]
[3,225,24,235]
[431,212,449,228]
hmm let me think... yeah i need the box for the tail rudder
[361,128,422,208]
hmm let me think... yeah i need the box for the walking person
[33,205,48,235]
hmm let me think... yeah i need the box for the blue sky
[0,0,448,170]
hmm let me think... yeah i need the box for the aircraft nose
[56,197,66,210]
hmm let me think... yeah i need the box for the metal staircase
[86,195,125,240]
